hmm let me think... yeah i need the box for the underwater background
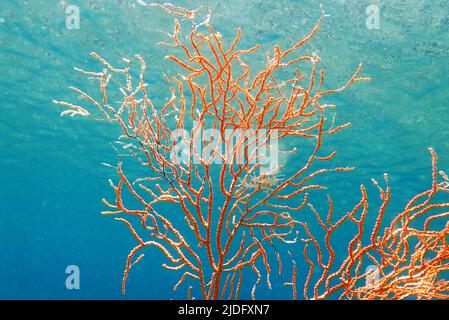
[1,0,449,299]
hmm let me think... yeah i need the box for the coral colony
[54,4,449,299]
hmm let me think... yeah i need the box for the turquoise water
[1,0,449,299]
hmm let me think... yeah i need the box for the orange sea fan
[54,3,448,300]
[302,148,449,300]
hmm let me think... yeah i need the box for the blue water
[1,0,449,299]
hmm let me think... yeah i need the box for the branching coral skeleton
[54,4,448,299]
[301,148,449,300]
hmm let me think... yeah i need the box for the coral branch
[53,4,448,301]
